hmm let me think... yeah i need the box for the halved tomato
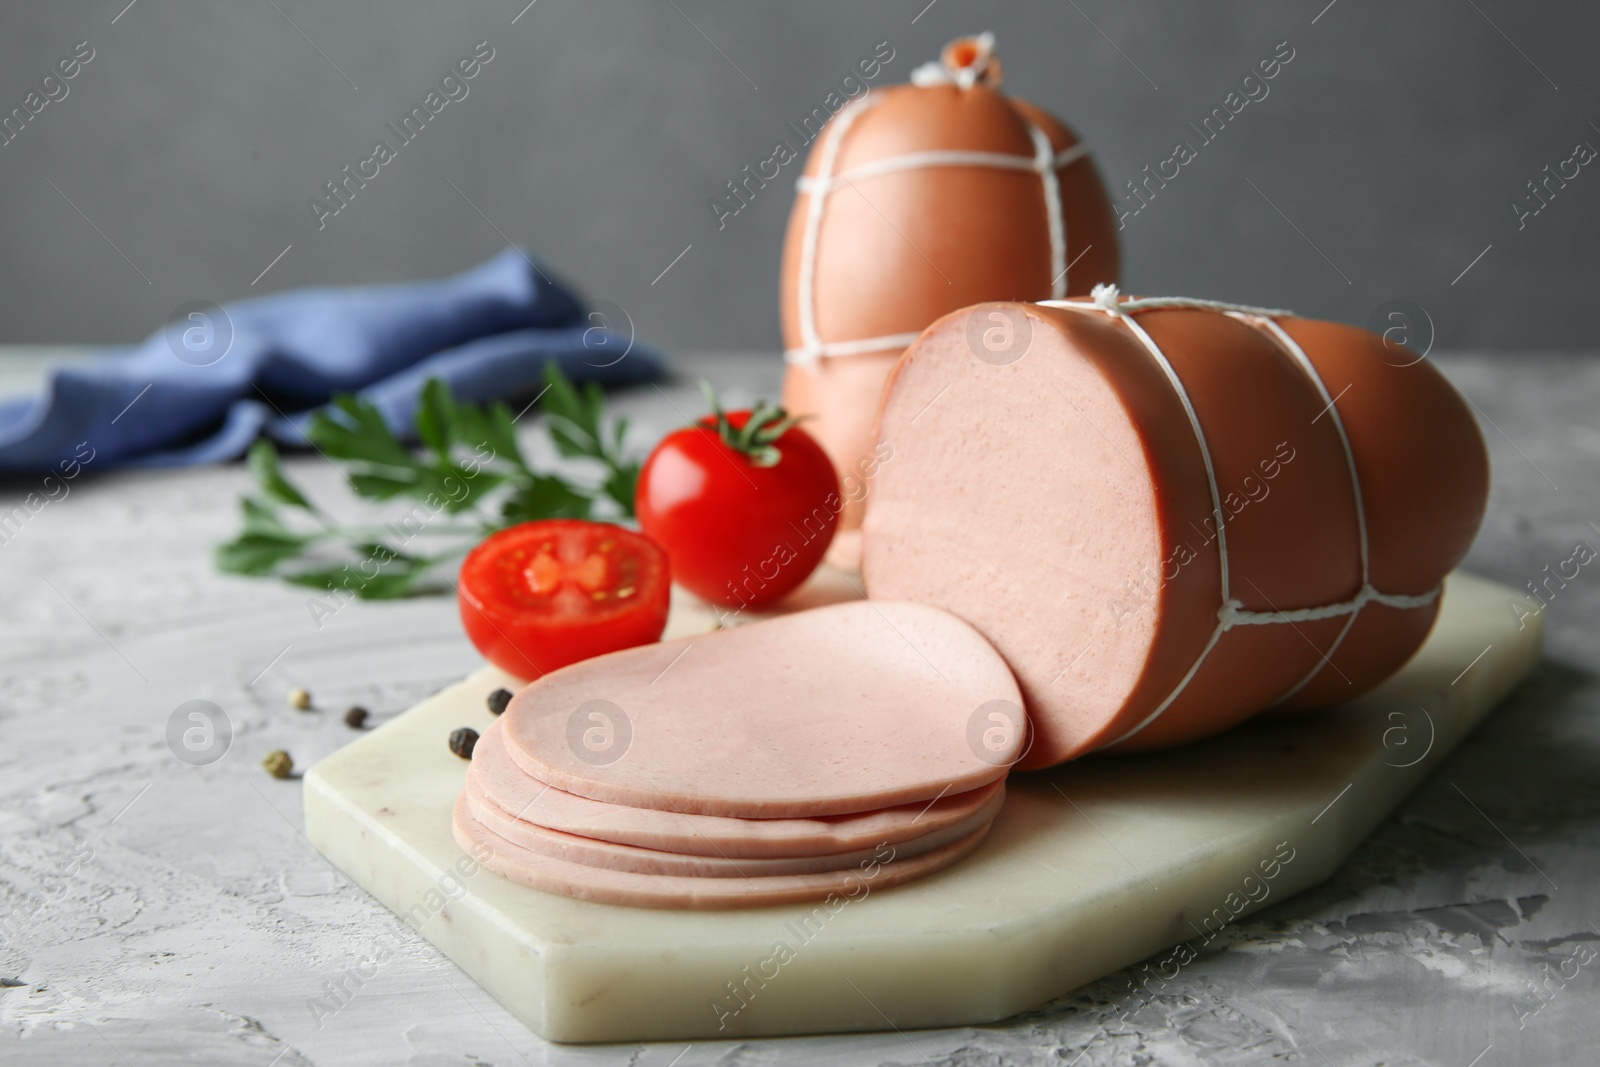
[457,520,671,680]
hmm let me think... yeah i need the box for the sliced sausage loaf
[861,287,1488,767]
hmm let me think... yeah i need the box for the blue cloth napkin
[0,250,662,471]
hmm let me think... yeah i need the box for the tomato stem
[698,381,804,468]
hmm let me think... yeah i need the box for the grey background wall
[0,1,1593,355]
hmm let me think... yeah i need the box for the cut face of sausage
[499,600,1024,817]
[864,306,1203,764]
[453,792,995,910]
[468,718,1006,858]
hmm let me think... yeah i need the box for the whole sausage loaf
[780,33,1121,560]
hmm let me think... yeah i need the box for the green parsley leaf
[307,395,416,470]
[501,474,592,523]
[537,362,638,517]
[214,529,312,576]
[415,378,457,459]
[541,364,606,460]
[247,440,314,511]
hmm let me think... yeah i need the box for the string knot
[1217,597,1246,628]
[1091,283,1125,314]
[911,32,1001,91]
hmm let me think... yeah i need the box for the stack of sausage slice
[453,601,1025,909]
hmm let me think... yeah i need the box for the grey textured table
[1,350,1595,1066]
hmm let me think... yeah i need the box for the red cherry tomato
[457,520,670,680]
[636,399,840,610]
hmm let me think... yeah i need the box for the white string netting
[1038,284,1442,745]
[786,37,1093,367]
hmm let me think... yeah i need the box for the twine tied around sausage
[1040,286,1443,742]
[787,35,1091,366]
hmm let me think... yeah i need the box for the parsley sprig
[215,364,641,599]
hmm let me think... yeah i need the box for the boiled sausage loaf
[860,287,1489,767]
[779,34,1120,558]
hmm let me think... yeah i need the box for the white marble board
[303,571,1542,1043]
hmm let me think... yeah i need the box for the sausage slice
[499,601,1024,817]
